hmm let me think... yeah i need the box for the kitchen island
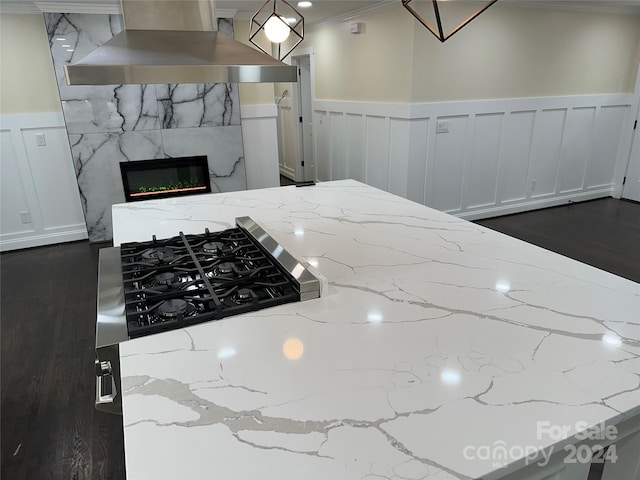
[113,180,640,480]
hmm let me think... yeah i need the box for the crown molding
[0,2,43,13]
[216,7,237,18]
[499,0,640,16]
[307,1,397,30]
[1,2,237,16]
[34,1,120,14]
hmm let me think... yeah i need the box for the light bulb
[264,16,291,43]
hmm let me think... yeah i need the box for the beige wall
[410,5,640,102]
[5,7,634,114]
[300,7,415,103]
[291,5,640,104]
[0,14,62,114]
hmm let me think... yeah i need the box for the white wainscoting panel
[388,118,411,198]
[330,112,347,181]
[314,94,635,220]
[240,104,281,190]
[530,108,566,198]
[365,115,390,191]
[465,113,503,209]
[0,113,88,252]
[498,110,535,204]
[431,115,469,213]
[346,113,366,183]
[1,130,35,236]
[558,107,596,194]
[315,111,330,182]
[587,105,628,188]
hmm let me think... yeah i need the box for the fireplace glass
[120,156,212,202]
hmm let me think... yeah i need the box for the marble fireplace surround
[45,13,247,242]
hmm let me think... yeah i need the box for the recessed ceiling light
[61,44,71,47]
[66,49,74,52]
[297,1,312,8]
[56,37,66,41]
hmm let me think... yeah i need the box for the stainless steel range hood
[64,0,297,85]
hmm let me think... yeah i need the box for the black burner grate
[120,227,299,338]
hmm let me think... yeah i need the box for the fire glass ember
[119,156,212,202]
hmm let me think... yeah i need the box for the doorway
[292,52,316,183]
[622,106,640,202]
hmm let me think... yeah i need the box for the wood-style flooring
[476,198,640,283]
[1,197,638,480]
[1,241,125,480]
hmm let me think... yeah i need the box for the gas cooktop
[119,217,320,338]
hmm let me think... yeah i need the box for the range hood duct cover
[64,0,297,85]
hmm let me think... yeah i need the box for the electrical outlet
[436,121,450,134]
[35,133,47,146]
[19,211,32,224]
[531,180,537,192]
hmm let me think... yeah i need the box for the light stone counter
[113,180,640,480]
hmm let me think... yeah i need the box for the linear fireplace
[120,156,212,202]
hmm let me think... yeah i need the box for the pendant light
[250,0,304,61]
[403,0,498,43]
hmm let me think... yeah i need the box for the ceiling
[220,0,640,22]
[2,0,640,19]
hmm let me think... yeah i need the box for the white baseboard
[456,188,614,221]
[0,226,89,252]
[279,166,295,180]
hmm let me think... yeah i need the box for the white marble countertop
[113,180,640,480]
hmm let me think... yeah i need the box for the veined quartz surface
[114,180,640,480]
[44,13,245,242]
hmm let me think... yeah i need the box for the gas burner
[141,247,175,264]
[156,299,195,320]
[202,241,227,255]
[209,262,238,277]
[235,288,254,303]
[120,221,315,339]
[154,272,180,287]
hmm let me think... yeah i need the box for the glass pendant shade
[250,0,304,61]
[264,16,291,43]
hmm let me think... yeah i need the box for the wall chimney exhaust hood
[64,0,298,85]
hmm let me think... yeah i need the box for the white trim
[315,94,635,121]
[0,112,66,129]
[34,1,120,14]
[456,188,614,221]
[240,104,278,119]
[307,1,397,30]
[0,227,89,252]
[216,8,237,19]
[498,0,640,16]
[2,3,236,16]
[0,2,42,14]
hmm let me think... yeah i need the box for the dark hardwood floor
[1,197,637,480]
[280,174,296,186]
[475,198,640,283]
[1,241,125,480]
